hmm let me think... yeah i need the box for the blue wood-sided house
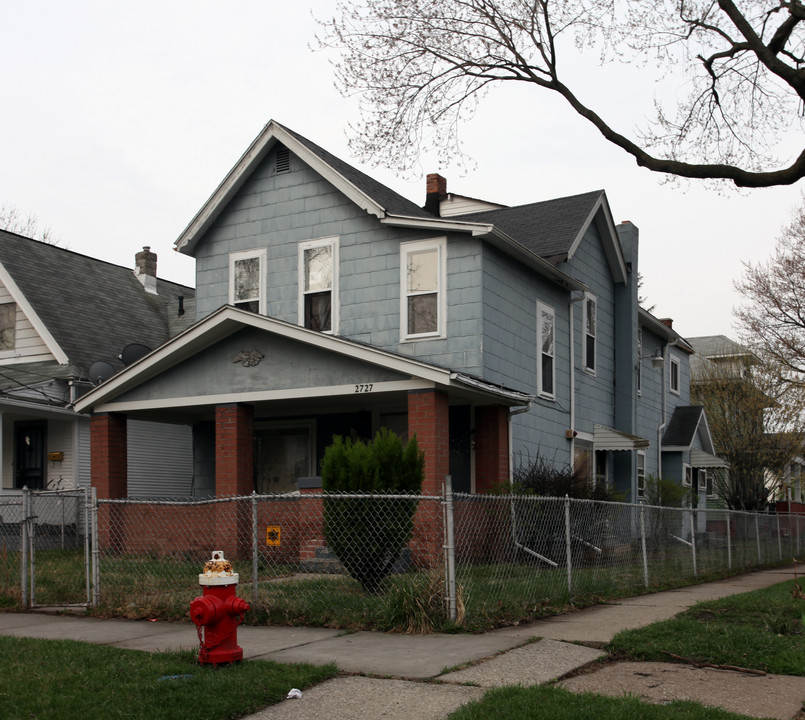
[76,121,725,504]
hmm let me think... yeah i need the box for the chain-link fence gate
[20,487,98,609]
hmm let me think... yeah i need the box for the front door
[15,420,46,490]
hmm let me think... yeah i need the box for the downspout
[569,292,585,467]
[508,403,532,483]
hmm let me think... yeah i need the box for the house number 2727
[354,384,374,393]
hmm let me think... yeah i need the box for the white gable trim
[0,262,69,365]
[75,306,445,412]
[93,379,432,414]
[565,193,628,284]
[175,121,389,255]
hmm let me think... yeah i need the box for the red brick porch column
[91,413,128,499]
[90,413,127,551]
[475,406,510,493]
[215,403,254,496]
[407,389,449,495]
[407,389,449,568]
[214,404,253,558]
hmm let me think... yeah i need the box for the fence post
[29,491,36,607]
[726,511,732,571]
[443,476,456,623]
[639,503,649,588]
[755,514,761,565]
[564,495,572,596]
[690,508,697,577]
[20,487,28,608]
[83,486,91,606]
[777,514,783,561]
[91,487,99,607]
[251,492,258,605]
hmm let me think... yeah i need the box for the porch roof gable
[74,305,533,414]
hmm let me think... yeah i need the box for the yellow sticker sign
[266,526,281,546]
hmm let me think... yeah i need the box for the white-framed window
[703,469,713,497]
[299,237,338,333]
[229,248,266,314]
[583,294,596,373]
[683,464,692,487]
[636,451,646,498]
[0,303,15,351]
[536,301,555,398]
[401,237,446,340]
[669,355,680,395]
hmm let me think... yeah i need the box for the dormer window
[299,237,338,333]
[0,303,15,351]
[230,249,266,314]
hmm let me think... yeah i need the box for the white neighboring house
[0,230,196,500]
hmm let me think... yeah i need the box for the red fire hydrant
[190,551,250,664]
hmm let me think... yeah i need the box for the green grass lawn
[0,636,336,720]
[5,578,803,720]
[608,578,805,675]
[444,686,761,720]
[441,578,805,720]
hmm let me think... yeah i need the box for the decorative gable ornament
[232,349,264,367]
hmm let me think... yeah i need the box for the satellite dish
[88,361,116,386]
[120,343,151,366]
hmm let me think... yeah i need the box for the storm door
[15,420,46,490]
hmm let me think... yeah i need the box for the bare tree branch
[318,0,805,187]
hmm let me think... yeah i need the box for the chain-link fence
[3,485,802,629]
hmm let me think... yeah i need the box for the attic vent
[275,145,290,173]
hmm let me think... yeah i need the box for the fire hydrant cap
[199,550,239,586]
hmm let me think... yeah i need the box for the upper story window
[299,237,338,333]
[401,237,446,340]
[670,355,680,395]
[230,249,266,314]
[0,303,15,351]
[584,294,597,373]
[536,301,555,398]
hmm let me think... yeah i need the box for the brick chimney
[425,173,447,216]
[660,318,673,328]
[134,246,158,294]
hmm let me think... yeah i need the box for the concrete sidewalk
[2,565,803,719]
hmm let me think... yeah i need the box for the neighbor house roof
[688,335,759,379]
[0,230,195,383]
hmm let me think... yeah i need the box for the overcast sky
[2,1,802,342]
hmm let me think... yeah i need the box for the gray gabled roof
[663,406,705,447]
[662,406,721,460]
[280,125,434,220]
[458,190,606,258]
[0,230,195,380]
[174,121,624,286]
